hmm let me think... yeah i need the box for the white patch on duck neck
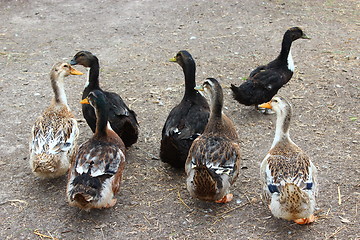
[287,50,295,72]
[107,122,113,131]
[84,67,91,88]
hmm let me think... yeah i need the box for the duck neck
[94,106,109,137]
[51,73,68,108]
[183,61,197,97]
[84,59,100,96]
[279,32,293,60]
[278,33,294,71]
[271,109,292,148]
[205,90,224,133]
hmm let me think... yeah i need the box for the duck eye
[273,99,278,103]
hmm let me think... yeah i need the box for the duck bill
[169,57,177,62]
[258,101,272,109]
[70,66,84,75]
[194,85,204,91]
[80,98,90,104]
[69,59,78,65]
[302,34,311,39]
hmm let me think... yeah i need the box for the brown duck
[185,78,241,203]
[67,90,126,210]
[29,62,83,178]
[259,96,317,224]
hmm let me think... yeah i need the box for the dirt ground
[0,0,359,239]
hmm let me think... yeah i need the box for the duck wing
[189,136,241,183]
[103,91,139,147]
[31,114,79,155]
[261,150,316,196]
[74,140,126,178]
[105,91,137,121]
[249,64,267,78]
[251,69,285,90]
[162,100,209,140]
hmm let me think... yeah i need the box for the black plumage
[70,51,139,148]
[160,51,210,169]
[231,27,310,107]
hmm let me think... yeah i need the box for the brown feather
[185,78,241,202]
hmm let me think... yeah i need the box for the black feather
[160,51,210,169]
[305,182,313,190]
[268,184,280,193]
[231,27,309,107]
[70,51,139,148]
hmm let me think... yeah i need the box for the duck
[67,90,126,210]
[70,51,139,148]
[185,78,241,203]
[160,50,210,169]
[230,27,310,112]
[258,96,317,224]
[29,62,83,178]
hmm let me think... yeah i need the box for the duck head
[170,50,195,69]
[287,27,311,41]
[70,51,98,68]
[51,62,83,79]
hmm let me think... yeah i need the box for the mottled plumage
[70,51,139,148]
[67,90,126,210]
[160,51,210,168]
[231,27,310,110]
[29,62,83,178]
[185,78,241,203]
[259,96,317,224]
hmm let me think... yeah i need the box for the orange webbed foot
[215,194,233,203]
[105,199,117,208]
[294,214,316,224]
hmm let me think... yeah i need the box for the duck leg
[105,198,117,208]
[215,193,233,203]
[294,214,316,224]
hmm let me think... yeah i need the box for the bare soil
[0,0,359,239]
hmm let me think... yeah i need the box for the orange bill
[80,98,90,104]
[258,101,272,109]
[70,66,84,75]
